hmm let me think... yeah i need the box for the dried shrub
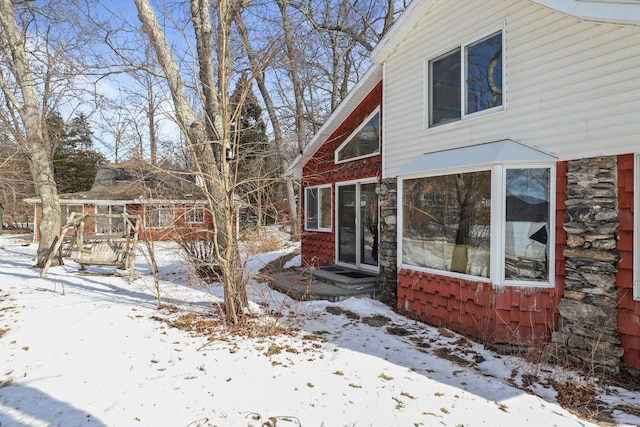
[176,230,221,281]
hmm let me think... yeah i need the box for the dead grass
[241,228,289,255]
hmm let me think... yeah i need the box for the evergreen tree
[50,113,107,193]
[230,72,277,224]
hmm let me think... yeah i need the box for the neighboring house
[289,0,640,374]
[27,162,212,242]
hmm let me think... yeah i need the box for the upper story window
[335,110,380,163]
[305,185,332,232]
[428,29,503,127]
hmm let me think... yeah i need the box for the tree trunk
[0,0,61,268]
[134,0,247,323]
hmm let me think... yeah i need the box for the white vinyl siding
[382,0,640,178]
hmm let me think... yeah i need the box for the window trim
[424,23,505,130]
[334,177,380,272]
[94,204,126,235]
[334,108,381,164]
[304,184,332,232]
[398,161,555,288]
[185,205,205,224]
[144,204,176,229]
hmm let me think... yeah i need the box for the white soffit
[399,140,558,176]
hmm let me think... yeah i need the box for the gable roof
[371,0,640,63]
[286,64,382,177]
[85,162,204,201]
[25,161,206,205]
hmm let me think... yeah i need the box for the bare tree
[0,0,82,266]
[233,9,301,238]
[133,0,247,323]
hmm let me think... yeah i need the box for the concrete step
[268,267,379,302]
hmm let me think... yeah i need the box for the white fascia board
[530,0,640,25]
[371,0,438,64]
[286,64,383,177]
[371,0,639,65]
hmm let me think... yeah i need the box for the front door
[337,182,379,270]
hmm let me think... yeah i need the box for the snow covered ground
[1,232,639,426]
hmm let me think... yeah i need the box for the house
[289,0,640,374]
[27,162,213,242]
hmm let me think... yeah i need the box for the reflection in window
[185,205,205,224]
[466,32,503,115]
[61,204,83,226]
[504,168,550,281]
[430,48,461,126]
[146,205,175,228]
[336,111,380,162]
[305,186,332,231]
[402,171,491,277]
[429,30,503,127]
[96,205,125,234]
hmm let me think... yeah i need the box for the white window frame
[335,108,381,164]
[424,23,505,130]
[185,205,205,224]
[145,205,176,229]
[60,204,84,226]
[304,184,332,232]
[334,178,380,272]
[398,162,555,288]
[94,204,126,235]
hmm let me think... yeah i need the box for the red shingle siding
[616,154,639,368]
[395,162,566,346]
[300,82,383,267]
[397,268,557,345]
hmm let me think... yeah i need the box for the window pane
[337,112,380,161]
[111,205,125,233]
[186,206,204,223]
[146,205,174,228]
[320,187,332,229]
[305,188,319,230]
[96,205,110,234]
[403,171,491,277]
[504,168,550,281]
[430,48,461,126]
[466,31,502,114]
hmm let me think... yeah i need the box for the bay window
[400,147,554,287]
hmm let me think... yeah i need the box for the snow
[0,232,639,426]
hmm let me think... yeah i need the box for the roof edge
[530,0,640,25]
[286,64,383,177]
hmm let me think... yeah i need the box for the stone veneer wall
[377,178,397,305]
[553,156,624,375]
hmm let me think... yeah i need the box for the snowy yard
[1,232,639,426]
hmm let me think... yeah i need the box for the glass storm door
[337,182,379,269]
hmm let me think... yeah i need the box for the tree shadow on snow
[0,382,108,426]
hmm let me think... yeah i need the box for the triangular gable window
[336,110,380,163]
